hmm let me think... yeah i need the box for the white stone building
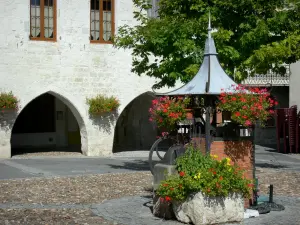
[0,0,160,158]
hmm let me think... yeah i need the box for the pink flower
[245,120,252,126]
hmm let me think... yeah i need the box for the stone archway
[10,91,88,156]
[113,92,157,153]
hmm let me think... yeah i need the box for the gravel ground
[0,209,120,225]
[0,172,152,204]
[256,168,300,197]
[12,151,84,158]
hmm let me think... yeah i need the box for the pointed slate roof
[157,14,237,96]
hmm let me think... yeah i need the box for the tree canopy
[114,0,300,89]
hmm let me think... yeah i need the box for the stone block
[172,192,244,225]
[153,163,177,190]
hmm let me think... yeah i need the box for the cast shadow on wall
[89,111,119,135]
[0,110,18,133]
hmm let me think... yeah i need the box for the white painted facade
[0,0,161,158]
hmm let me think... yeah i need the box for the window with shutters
[30,0,57,41]
[90,0,115,43]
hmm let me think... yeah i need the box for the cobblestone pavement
[92,195,300,225]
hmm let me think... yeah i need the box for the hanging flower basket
[149,96,191,134]
[217,84,277,127]
[0,91,19,111]
[86,94,120,116]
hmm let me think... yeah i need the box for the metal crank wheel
[148,135,171,175]
[148,135,186,175]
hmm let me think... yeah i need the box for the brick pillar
[191,137,254,208]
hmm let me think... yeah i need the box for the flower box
[0,91,18,111]
[172,192,244,225]
[155,146,254,223]
[86,94,120,116]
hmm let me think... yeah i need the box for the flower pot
[172,192,244,225]
[185,109,194,120]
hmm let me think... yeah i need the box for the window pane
[45,0,53,6]
[44,0,54,38]
[103,0,111,11]
[91,0,100,40]
[30,0,41,37]
[102,0,112,41]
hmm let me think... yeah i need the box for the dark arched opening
[113,92,157,153]
[11,93,83,156]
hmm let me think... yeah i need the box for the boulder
[172,192,244,225]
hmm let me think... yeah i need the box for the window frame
[90,0,115,44]
[29,0,57,42]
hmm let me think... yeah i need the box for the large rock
[172,192,244,225]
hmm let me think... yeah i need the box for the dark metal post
[205,99,211,155]
[269,185,273,203]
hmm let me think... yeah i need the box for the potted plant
[0,91,19,111]
[217,84,277,127]
[149,96,191,135]
[156,145,253,225]
[86,94,120,116]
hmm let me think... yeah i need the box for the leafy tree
[114,0,300,89]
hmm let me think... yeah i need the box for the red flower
[232,97,237,101]
[165,196,171,202]
[207,188,211,192]
[170,187,174,191]
[163,183,168,187]
[247,183,254,188]
[213,171,217,175]
[219,176,223,181]
[179,171,185,177]
[235,112,241,117]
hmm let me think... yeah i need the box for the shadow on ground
[107,159,159,171]
[255,163,288,169]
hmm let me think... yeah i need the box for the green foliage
[156,146,253,202]
[0,92,19,110]
[114,0,300,88]
[86,95,120,115]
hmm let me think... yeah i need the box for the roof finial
[208,11,212,38]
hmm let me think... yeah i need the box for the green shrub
[0,91,18,110]
[156,145,253,202]
[86,95,120,115]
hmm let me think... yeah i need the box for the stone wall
[0,0,160,157]
[290,61,300,108]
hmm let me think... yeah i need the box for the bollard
[269,185,273,203]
